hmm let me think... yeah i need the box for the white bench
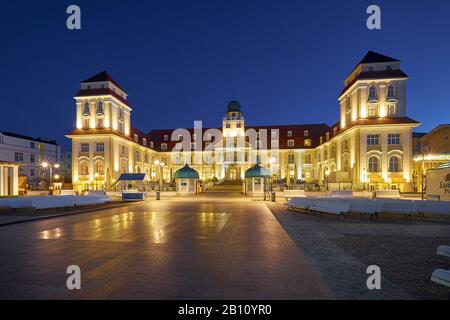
[30,196,76,210]
[374,198,415,218]
[307,198,350,217]
[285,197,313,211]
[437,245,450,258]
[374,190,401,199]
[413,201,450,217]
[347,198,381,219]
[284,190,306,200]
[431,269,450,288]
[330,190,354,198]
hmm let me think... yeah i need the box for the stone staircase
[207,180,243,192]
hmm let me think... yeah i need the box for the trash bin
[156,191,160,200]
[271,191,276,202]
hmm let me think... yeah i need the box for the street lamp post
[41,161,60,193]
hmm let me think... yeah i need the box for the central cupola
[223,100,245,138]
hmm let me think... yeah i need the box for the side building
[0,131,61,192]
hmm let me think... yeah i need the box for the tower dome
[227,100,241,113]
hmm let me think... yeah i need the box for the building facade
[0,131,61,191]
[412,124,450,192]
[67,51,420,193]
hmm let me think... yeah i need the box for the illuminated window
[150,141,154,149]
[388,104,397,116]
[271,140,279,148]
[164,135,168,141]
[80,143,89,153]
[79,161,89,175]
[134,134,138,142]
[288,154,295,164]
[389,156,402,172]
[287,140,294,147]
[368,156,380,172]
[304,154,312,164]
[161,143,167,151]
[367,134,380,145]
[94,161,104,175]
[388,133,401,145]
[368,104,378,117]
[95,143,104,152]
[287,131,292,137]
[143,138,147,146]
[304,139,311,147]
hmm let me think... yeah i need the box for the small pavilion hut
[174,164,200,195]
[116,173,150,201]
[244,164,271,197]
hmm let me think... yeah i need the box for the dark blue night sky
[1,0,449,150]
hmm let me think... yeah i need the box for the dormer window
[287,140,294,147]
[134,134,138,143]
[82,102,90,117]
[304,139,312,147]
[333,127,338,136]
[150,141,154,149]
[304,130,309,137]
[287,131,293,137]
[143,138,147,146]
[320,137,323,144]
[164,135,168,141]
[161,143,167,151]
[96,101,104,115]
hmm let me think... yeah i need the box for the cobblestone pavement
[267,202,450,300]
[0,193,332,299]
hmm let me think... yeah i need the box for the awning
[117,173,150,181]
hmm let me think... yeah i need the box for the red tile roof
[81,71,126,92]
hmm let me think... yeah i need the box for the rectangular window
[368,104,378,117]
[367,134,380,145]
[304,130,309,137]
[271,130,277,138]
[287,131,292,137]
[164,135,168,141]
[287,140,294,147]
[30,142,35,149]
[121,146,126,156]
[143,138,147,146]
[30,169,35,177]
[304,154,312,164]
[80,143,89,153]
[96,143,104,152]
[288,154,295,164]
[304,139,311,147]
[14,152,24,162]
[388,133,401,145]
[30,154,35,164]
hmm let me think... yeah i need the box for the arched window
[96,101,104,115]
[389,156,402,172]
[287,140,294,147]
[368,156,379,172]
[94,160,104,175]
[387,85,394,99]
[79,160,89,175]
[82,102,90,116]
[368,85,378,101]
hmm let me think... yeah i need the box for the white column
[12,166,19,195]
[0,165,3,196]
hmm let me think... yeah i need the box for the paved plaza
[0,193,332,299]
